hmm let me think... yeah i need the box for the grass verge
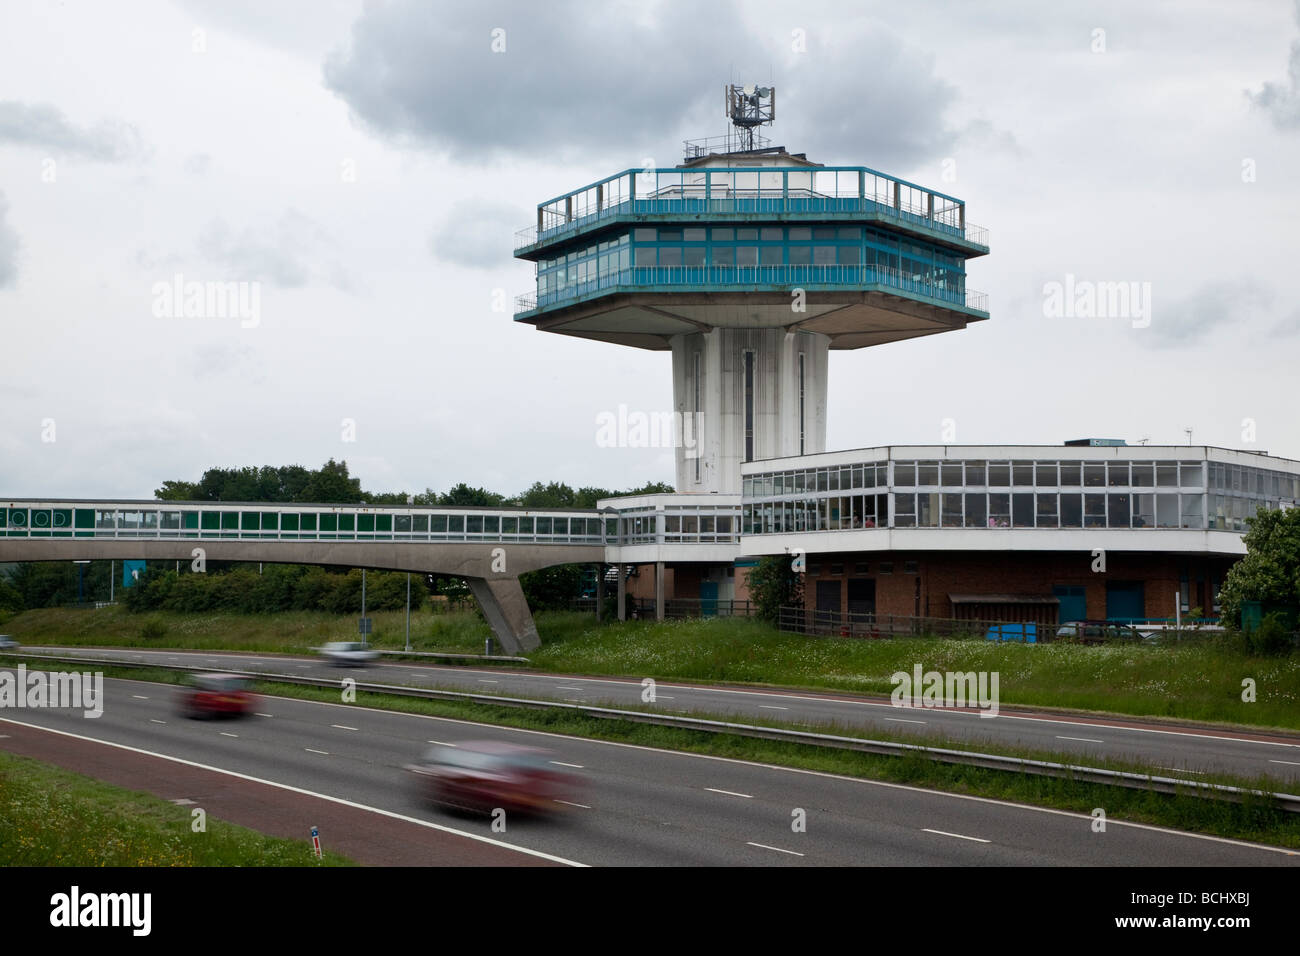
[0,750,353,866]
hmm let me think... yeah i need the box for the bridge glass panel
[536,517,552,535]
[376,514,392,533]
[320,514,337,532]
[300,514,317,531]
[517,516,533,535]
[282,513,299,532]
[467,515,483,534]
[484,515,499,534]
[161,512,181,530]
[412,515,428,533]
[338,515,355,533]
[447,515,463,534]
[501,516,517,535]
[261,513,278,531]
[221,512,239,531]
[241,512,259,531]
[431,515,447,533]
[395,515,411,533]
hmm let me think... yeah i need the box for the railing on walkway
[517,264,987,316]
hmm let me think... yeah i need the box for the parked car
[406,741,580,816]
[0,635,18,650]
[178,674,256,719]
[319,641,379,666]
[1054,621,1144,645]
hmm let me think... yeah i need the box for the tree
[1217,507,1300,628]
[439,483,506,507]
[746,555,803,622]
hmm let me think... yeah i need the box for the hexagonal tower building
[514,86,989,494]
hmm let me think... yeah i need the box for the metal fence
[779,606,1003,639]
[571,597,755,619]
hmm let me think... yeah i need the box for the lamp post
[405,573,411,652]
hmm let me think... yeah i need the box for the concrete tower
[514,87,989,494]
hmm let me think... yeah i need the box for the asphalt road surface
[2,670,1297,866]
[13,646,1300,785]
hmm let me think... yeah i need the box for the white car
[319,641,379,667]
[0,635,18,650]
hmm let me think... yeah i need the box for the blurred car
[319,641,379,667]
[178,673,256,719]
[405,741,579,816]
[0,635,18,651]
[1055,621,1144,645]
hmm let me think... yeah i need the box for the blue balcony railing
[516,264,989,316]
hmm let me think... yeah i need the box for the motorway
[13,645,1300,784]
[1,672,1296,866]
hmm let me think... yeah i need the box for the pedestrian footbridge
[0,499,612,654]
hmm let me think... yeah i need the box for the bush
[139,618,168,641]
[1248,612,1295,656]
[746,556,803,622]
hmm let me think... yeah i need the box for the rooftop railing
[514,167,988,252]
[516,264,988,316]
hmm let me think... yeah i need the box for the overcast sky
[2,0,1298,500]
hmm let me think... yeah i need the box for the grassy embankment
[0,750,352,866]
[3,605,1297,731]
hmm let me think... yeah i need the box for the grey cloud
[197,208,354,291]
[1270,309,1300,339]
[1247,1,1300,129]
[0,192,18,288]
[1142,278,1273,349]
[0,101,143,161]
[185,152,212,174]
[430,200,525,268]
[188,342,265,383]
[323,0,965,171]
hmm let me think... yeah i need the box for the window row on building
[741,490,1283,535]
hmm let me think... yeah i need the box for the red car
[406,741,579,816]
[178,674,256,719]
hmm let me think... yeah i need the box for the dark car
[178,674,256,719]
[1055,621,1144,645]
[406,741,579,816]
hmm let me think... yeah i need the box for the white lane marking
[131,695,150,700]
[705,787,752,799]
[0,716,584,866]
[1056,735,1104,743]
[1159,767,1205,774]
[564,698,583,703]
[478,680,499,684]
[149,719,166,725]
[656,695,675,700]
[760,705,789,711]
[556,686,584,691]
[550,760,584,769]
[747,841,804,857]
[305,748,330,755]
[255,713,274,718]
[0,734,8,739]
[426,740,457,747]
[170,798,195,805]
[219,732,238,738]
[555,800,591,809]
[331,724,358,731]
[1269,759,1300,767]
[885,717,927,725]
[923,828,990,844]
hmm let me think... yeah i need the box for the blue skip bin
[986,622,1037,643]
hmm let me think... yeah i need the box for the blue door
[1053,585,1086,624]
[1105,582,1145,623]
[700,581,718,617]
